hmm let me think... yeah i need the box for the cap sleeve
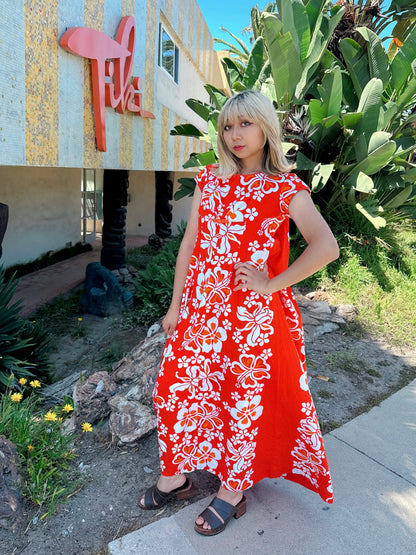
[280,173,311,215]
[194,168,205,192]
[195,165,218,192]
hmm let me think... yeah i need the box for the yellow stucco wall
[1,0,226,171]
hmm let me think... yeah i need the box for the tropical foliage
[0,267,52,391]
[172,0,416,230]
[126,223,186,326]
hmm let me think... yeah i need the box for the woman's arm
[234,190,339,294]
[162,186,202,336]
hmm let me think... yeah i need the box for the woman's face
[222,117,265,173]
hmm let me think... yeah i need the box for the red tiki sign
[60,16,155,152]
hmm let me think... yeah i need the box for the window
[159,25,179,83]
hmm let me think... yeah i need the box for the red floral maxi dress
[153,166,334,504]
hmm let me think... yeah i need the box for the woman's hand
[162,305,180,337]
[234,262,271,295]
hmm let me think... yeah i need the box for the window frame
[158,24,179,84]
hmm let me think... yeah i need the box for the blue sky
[197,1,395,50]
[197,1,268,49]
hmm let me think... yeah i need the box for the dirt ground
[1,310,416,555]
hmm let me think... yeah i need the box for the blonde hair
[214,90,295,179]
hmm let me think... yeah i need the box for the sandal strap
[198,505,224,530]
[143,477,191,508]
[198,496,237,530]
[144,485,169,508]
[210,496,237,520]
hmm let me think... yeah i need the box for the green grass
[31,289,84,338]
[293,218,416,348]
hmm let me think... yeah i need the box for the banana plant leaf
[244,36,266,89]
[356,27,390,86]
[395,69,416,111]
[296,152,316,170]
[339,38,371,97]
[355,201,386,229]
[183,150,217,169]
[174,177,196,200]
[207,120,218,157]
[185,99,213,122]
[295,5,345,99]
[221,57,244,90]
[170,124,204,138]
[341,112,363,129]
[311,163,334,193]
[204,84,228,110]
[347,172,376,194]
[390,24,416,90]
[382,184,413,209]
[346,138,397,176]
[278,0,311,61]
[305,0,328,31]
[262,14,302,104]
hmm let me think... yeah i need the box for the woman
[138,90,339,536]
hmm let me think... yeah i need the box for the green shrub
[0,267,53,390]
[126,226,186,327]
[0,383,82,516]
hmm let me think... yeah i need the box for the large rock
[108,398,157,446]
[74,371,118,424]
[72,325,166,447]
[0,436,23,530]
[111,325,166,406]
[295,293,348,338]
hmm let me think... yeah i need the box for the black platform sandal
[137,477,195,510]
[194,495,247,536]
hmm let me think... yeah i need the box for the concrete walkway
[108,378,416,554]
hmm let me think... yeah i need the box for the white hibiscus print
[236,302,274,346]
[230,395,263,429]
[169,358,224,398]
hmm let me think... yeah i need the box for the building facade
[0,0,224,267]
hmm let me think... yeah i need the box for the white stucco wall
[126,171,156,237]
[0,167,82,267]
[125,170,195,238]
[156,53,210,134]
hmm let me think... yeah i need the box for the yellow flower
[10,392,23,402]
[82,422,93,432]
[44,410,58,422]
[19,378,28,385]
[78,317,83,322]
[62,404,74,413]
[30,380,41,388]
[28,445,34,452]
